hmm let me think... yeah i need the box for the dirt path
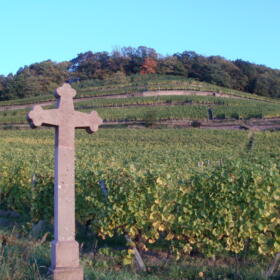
[2,117,280,131]
[0,90,250,112]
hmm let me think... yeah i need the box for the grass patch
[0,224,279,279]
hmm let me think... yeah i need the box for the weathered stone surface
[51,240,80,268]
[51,266,83,280]
[27,83,102,280]
[27,83,102,133]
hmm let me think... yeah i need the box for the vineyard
[1,95,280,126]
[1,128,280,278]
[1,75,279,107]
[1,75,280,279]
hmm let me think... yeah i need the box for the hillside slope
[0,77,280,131]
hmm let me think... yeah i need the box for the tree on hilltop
[140,57,157,74]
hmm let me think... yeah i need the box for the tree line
[0,46,280,100]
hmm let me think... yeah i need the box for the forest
[0,46,280,101]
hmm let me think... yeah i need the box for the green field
[0,128,252,176]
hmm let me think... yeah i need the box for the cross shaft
[27,83,102,280]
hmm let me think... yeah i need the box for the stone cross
[27,83,102,280]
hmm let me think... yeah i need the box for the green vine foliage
[75,159,280,257]
[2,156,279,258]
[1,129,280,259]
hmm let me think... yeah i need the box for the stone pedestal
[51,241,83,280]
[51,267,83,280]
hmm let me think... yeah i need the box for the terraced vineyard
[1,75,280,131]
[1,76,280,278]
[1,75,279,107]
[1,94,280,127]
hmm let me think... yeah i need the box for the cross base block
[50,266,83,280]
[51,240,81,267]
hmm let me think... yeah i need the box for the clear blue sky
[0,0,279,76]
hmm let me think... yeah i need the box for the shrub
[191,121,201,128]
[216,113,226,120]
[143,110,158,127]
[230,112,239,120]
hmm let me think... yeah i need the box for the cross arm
[74,110,103,133]
[27,105,60,128]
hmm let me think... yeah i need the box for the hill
[0,46,280,101]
